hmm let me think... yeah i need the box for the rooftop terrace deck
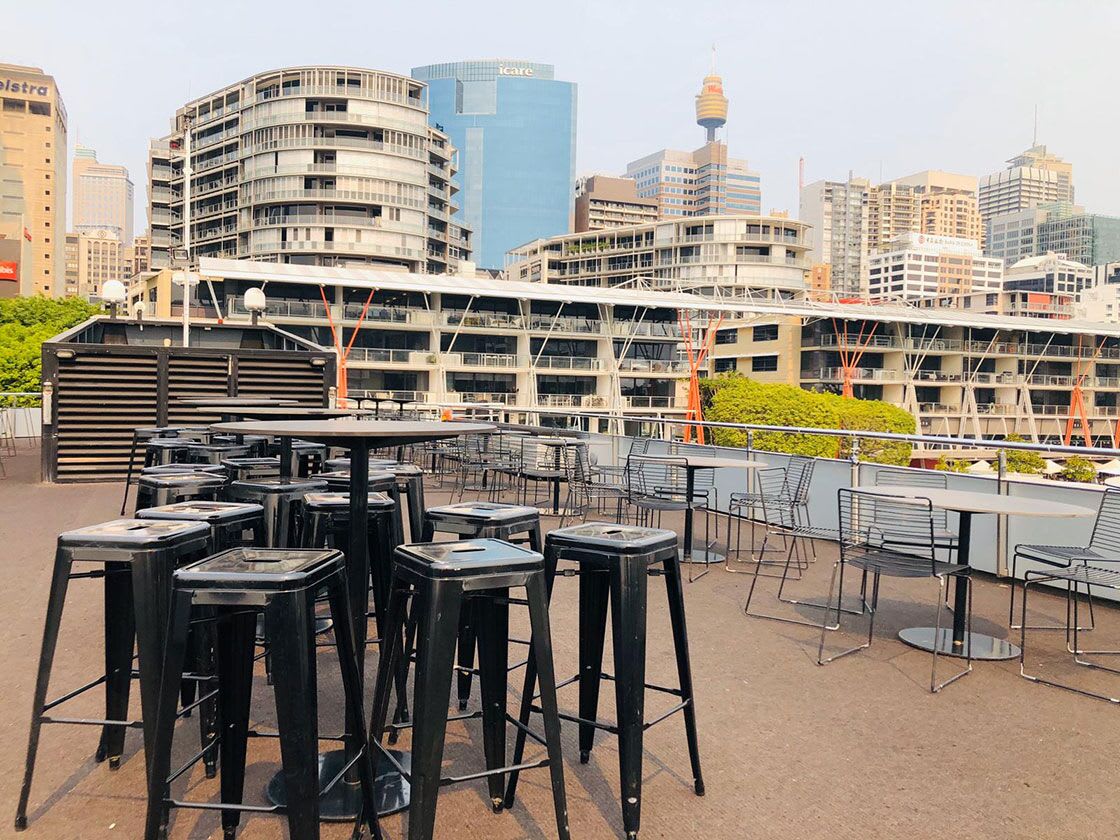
[2,446,1118,839]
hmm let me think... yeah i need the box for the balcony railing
[453,392,516,405]
[814,367,901,382]
[617,358,691,374]
[533,356,602,371]
[448,352,519,369]
[622,395,675,408]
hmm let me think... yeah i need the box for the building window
[714,328,738,345]
[751,355,779,373]
[752,324,779,342]
[714,358,737,373]
[29,101,51,116]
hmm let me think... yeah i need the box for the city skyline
[8,0,1120,239]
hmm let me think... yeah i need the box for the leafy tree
[1059,456,1097,483]
[934,455,969,473]
[703,374,915,465]
[1002,433,1045,474]
[0,295,101,403]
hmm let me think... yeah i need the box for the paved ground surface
[3,447,1120,840]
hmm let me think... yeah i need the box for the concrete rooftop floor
[2,446,1119,839]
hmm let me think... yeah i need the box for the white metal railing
[533,356,603,371]
[450,353,520,368]
[814,367,901,382]
[623,395,674,408]
[617,358,690,373]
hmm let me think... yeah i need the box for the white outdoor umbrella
[966,459,993,474]
[1042,460,1064,475]
[1095,459,1120,476]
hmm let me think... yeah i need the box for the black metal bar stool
[173,426,214,444]
[368,539,570,840]
[136,500,267,770]
[506,523,705,840]
[190,442,253,466]
[141,463,227,477]
[301,491,400,632]
[15,519,212,832]
[143,548,380,840]
[121,428,184,515]
[274,439,328,477]
[221,456,281,481]
[319,469,406,546]
[423,502,542,710]
[382,463,427,543]
[225,477,326,548]
[135,471,227,514]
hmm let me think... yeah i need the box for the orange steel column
[319,286,376,405]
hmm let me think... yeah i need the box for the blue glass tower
[412,60,577,270]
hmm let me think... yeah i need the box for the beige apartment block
[0,63,67,295]
[64,228,126,299]
[574,175,657,232]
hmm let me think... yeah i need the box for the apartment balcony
[445,352,520,369]
[350,388,427,404]
[609,321,682,339]
[1024,374,1076,387]
[194,152,240,173]
[345,348,429,366]
[242,163,427,187]
[813,367,901,382]
[241,112,428,145]
[533,356,603,372]
[245,85,425,109]
[452,391,516,405]
[617,358,691,374]
[244,188,425,209]
[622,395,675,408]
[246,241,425,261]
[443,311,524,330]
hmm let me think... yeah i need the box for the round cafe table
[635,454,767,564]
[198,406,369,472]
[211,419,494,820]
[858,485,1094,660]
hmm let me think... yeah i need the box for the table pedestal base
[265,747,411,820]
[898,627,1020,661]
[679,547,726,565]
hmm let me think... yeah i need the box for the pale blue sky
[9,0,1119,234]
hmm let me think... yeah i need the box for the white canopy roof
[198,258,1120,337]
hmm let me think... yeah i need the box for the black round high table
[198,406,370,472]
[177,396,302,407]
[211,418,494,820]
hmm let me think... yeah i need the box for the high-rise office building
[1037,212,1120,267]
[72,146,134,244]
[623,64,760,220]
[799,177,869,296]
[979,145,1074,247]
[147,66,471,275]
[867,232,1002,303]
[0,63,67,296]
[985,207,1049,266]
[0,144,32,297]
[127,233,150,279]
[411,60,576,269]
[574,175,657,232]
[63,228,126,299]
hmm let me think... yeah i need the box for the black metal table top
[197,406,370,420]
[176,397,302,407]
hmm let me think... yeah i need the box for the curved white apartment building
[147,66,470,274]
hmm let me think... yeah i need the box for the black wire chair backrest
[1090,489,1120,554]
[756,467,796,527]
[491,433,524,468]
[874,468,951,531]
[667,442,715,491]
[566,444,595,490]
[785,455,815,505]
[626,455,689,501]
[838,488,937,572]
[629,438,652,457]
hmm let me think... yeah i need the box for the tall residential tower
[146,66,471,275]
[412,60,577,269]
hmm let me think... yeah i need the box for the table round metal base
[898,627,1020,661]
[265,747,411,820]
[678,548,726,565]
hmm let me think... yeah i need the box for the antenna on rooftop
[1032,104,1038,146]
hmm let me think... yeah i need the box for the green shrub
[1003,433,1045,474]
[703,374,914,464]
[0,295,101,402]
[934,455,969,473]
[1059,456,1097,483]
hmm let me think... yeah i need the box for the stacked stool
[381,462,427,542]
[226,477,326,548]
[424,501,542,710]
[134,471,226,513]
[120,427,184,514]
[16,519,212,831]
[143,548,380,840]
[319,469,405,545]
[369,538,570,839]
[189,442,252,466]
[221,456,281,481]
[505,523,705,840]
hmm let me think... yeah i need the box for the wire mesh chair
[561,444,628,526]
[1019,563,1120,703]
[818,488,973,693]
[451,434,492,500]
[515,439,569,510]
[480,432,524,501]
[729,455,816,575]
[874,468,959,553]
[1010,489,1120,632]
